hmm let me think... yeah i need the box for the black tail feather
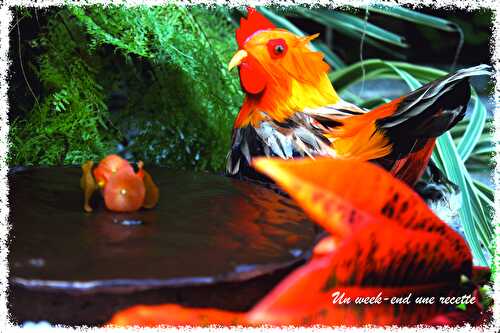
[376,64,491,160]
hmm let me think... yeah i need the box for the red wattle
[239,56,267,95]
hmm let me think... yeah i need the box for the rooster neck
[234,75,341,129]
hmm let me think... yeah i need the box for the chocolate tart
[8,167,317,326]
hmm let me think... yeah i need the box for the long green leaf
[471,142,494,156]
[386,63,421,89]
[257,6,306,37]
[329,59,445,91]
[473,179,494,205]
[258,7,346,69]
[314,42,347,69]
[431,150,445,172]
[330,59,392,90]
[292,7,406,58]
[466,175,493,247]
[366,5,457,32]
[316,9,408,48]
[457,95,487,162]
[358,97,391,109]
[340,89,365,105]
[436,133,488,265]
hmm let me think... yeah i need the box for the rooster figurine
[226,8,490,187]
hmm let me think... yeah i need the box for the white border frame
[0,1,498,332]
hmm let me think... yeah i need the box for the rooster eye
[267,39,288,59]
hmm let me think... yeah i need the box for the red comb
[236,7,276,48]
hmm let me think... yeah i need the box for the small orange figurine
[80,160,97,213]
[80,155,159,213]
[93,154,134,188]
[103,168,146,213]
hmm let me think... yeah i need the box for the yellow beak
[228,50,248,71]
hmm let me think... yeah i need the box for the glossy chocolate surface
[9,167,316,294]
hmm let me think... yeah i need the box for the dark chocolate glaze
[8,167,317,325]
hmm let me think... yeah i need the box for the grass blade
[292,8,407,57]
[385,63,421,89]
[366,5,457,32]
[314,42,346,69]
[473,179,494,203]
[316,9,408,48]
[456,95,487,162]
[257,6,306,37]
[258,7,345,69]
[435,133,488,265]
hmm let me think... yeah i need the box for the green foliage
[10,10,117,165]
[10,5,243,171]
[70,5,242,171]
